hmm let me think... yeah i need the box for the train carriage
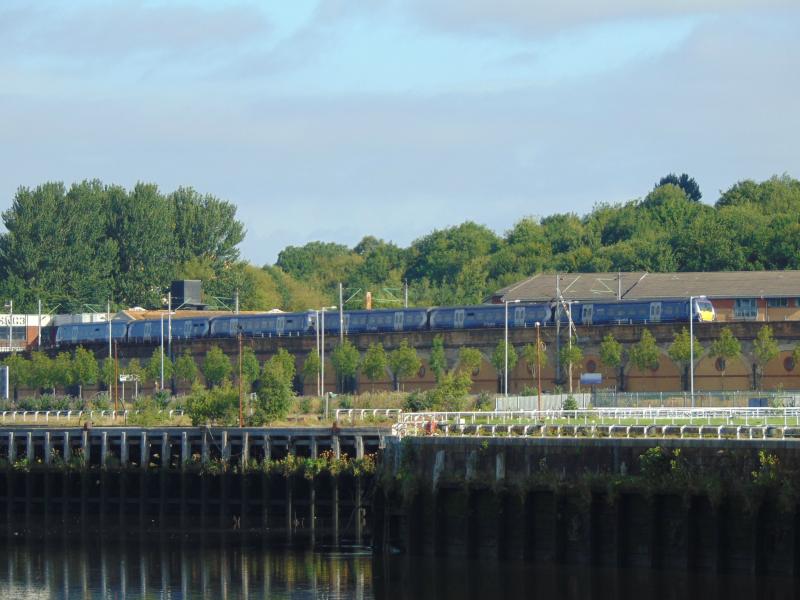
[54,321,128,347]
[320,308,428,335]
[429,303,551,330]
[209,312,314,338]
[127,317,210,343]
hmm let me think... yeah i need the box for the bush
[404,391,432,412]
[562,396,578,411]
[475,391,493,410]
[153,390,171,409]
[185,383,238,426]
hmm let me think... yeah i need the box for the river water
[0,537,797,599]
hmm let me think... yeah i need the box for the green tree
[522,340,548,384]
[203,346,232,387]
[668,328,700,391]
[429,335,447,383]
[173,350,199,387]
[598,333,624,389]
[2,353,29,402]
[145,347,173,391]
[361,342,388,382]
[389,340,422,391]
[428,370,473,411]
[301,349,321,393]
[457,347,482,375]
[100,358,116,392]
[53,352,74,394]
[629,330,660,375]
[654,173,702,201]
[709,327,742,390]
[266,348,296,385]
[28,351,55,395]
[252,362,295,424]
[491,340,518,392]
[753,325,780,390]
[171,187,245,266]
[185,383,238,426]
[240,347,260,389]
[108,183,176,306]
[331,340,360,392]
[558,338,583,394]
[72,347,99,400]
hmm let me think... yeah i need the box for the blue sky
[1,0,798,264]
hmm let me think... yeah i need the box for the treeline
[275,173,800,307]
[2,173,799,313]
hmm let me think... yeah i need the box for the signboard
[580,373,602,386]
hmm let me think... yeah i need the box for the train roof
[494,271,800,303]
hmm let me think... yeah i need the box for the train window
[767,298,789,308]
[733,298,758,319]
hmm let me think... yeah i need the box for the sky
[1,0,798,265]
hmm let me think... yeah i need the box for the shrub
[562,396,579,411]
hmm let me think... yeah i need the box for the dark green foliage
[655,173,702,201]
[184,383,238,426]
[203,346,232,387]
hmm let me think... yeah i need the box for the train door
[513,306,526,327]
[276,317,285,336]
[230,318,239,337]
[71,326,78,344]
[649,302,662,322]
[393,311,404,331]
[454,309,465,329]
[143,322,152,342]
[581,304,593,325]
[183,321,192,338]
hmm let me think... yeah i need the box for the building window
[733,298,758,320]
[767,298,789,308]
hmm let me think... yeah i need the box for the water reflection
[0,540,797,600]
[0,538,372,599]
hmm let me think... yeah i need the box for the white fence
[495,394,592,411]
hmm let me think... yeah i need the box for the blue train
[51,297,715,347]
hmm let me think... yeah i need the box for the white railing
[393,407,800,438]
[334,408,402,423]
[0,409,185,423]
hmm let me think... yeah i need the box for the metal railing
[334,409,401,423]
[393,407,800,439]
[0,409,185,423]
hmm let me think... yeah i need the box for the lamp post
[689,296,695,407]
[160,313,165,391]
[535,321,542,412]
[318,306,337,417]
[504,299,520,397]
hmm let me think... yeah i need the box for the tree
[558,338,583,393]
[185,383,238,426]
[2,353,29,402]
[331,340,360,392]
[429,335,447,383]
[522,340,548,384]
[301,349,321,393]
[52,352,74,394]
[709,327,742,390]
[124,358,145,397]
[171,187,245,266]
[361,342,388,382]
[668,328,700,391]
[491,340,518,392]
[100,358,116,392]
[389,340,422,391]
[598,333,624,389]
[72,347,99,400]
[174,350,199,387]
[428,370,473,411]
[457,347,482,375]
[28,351,55,395]
[241,347,260,389]
[629,330,660,375]
[145,347,173,391]
[753,325,780,390]
[252,362,294,424]
[267,348,296,384]
[203,346,232,387]
[655,173,702,202]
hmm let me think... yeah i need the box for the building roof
[492,271,800,303]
